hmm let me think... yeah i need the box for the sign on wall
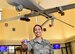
[53,44,60,49]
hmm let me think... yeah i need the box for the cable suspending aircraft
[1,0,75,27]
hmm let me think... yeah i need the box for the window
[8,46,14,53]
[0,9,2,21]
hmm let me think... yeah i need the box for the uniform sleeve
[47,41,54,54]
[27,41,34,54]
[50,44,54,54]
[27,42,32,51]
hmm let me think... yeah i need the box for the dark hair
[33,24,42,32]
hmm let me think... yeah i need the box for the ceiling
[0,0,75,42]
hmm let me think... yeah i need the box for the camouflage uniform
[27,38,54,54]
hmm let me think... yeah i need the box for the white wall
[71,41,75,54]
[54,49,62,54]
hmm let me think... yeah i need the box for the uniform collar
[33,37,44,43]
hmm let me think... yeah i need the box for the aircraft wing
[24,11,41,17]
[24,3,75,17]
[43,3,75,14]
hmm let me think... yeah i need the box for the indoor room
[0,0,75,54]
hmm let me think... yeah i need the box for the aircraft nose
[7,0,19,6]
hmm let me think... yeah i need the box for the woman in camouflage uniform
[22,24,54,54]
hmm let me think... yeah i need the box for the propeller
[0,14,30,22]
[0,16,20,22]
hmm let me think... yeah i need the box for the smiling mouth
[37,32,40,34]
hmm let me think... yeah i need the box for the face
[34,26,42,37]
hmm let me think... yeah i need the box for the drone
[0,0,75,27]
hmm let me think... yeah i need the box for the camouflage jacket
[27,38,54,54]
